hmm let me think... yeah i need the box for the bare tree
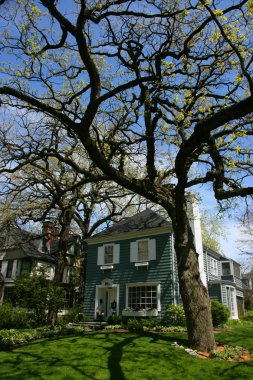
[1,0,253,351]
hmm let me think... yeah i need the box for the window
[233,263,241,278]
[222,262,231,275]
[20,260,31,276]
[226,286,236,318]
[210,257,218,276]
[104,245,114,264]
[130,239,156,263]
[6,260,14,278]
[97,244,120,266]
[137,240,149,261]
[127,284,159,310]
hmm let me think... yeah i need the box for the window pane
[104,245,113,264]
[6,260,14,278]
[21,260,31,275]
[128,285,157,310]
[222,262,231,275]
[137,240,149,261]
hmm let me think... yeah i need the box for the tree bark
[172,213,216,352]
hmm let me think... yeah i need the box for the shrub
[141,317,160,328]
[0,303,33,329]
[162,304,186,327]
[61,304,88,324]
[211,300,230,327]
[241,310,253,322]
[107,313,122,325]
[127,318,143,331]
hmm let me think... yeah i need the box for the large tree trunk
[177,244,215,351]
[172,205,216,352]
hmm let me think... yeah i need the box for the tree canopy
[1,0,253,351]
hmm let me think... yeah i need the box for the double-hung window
[137,240,149,261]
[130,238,156,264]
[104,245,114,265]
[97,243,120,268]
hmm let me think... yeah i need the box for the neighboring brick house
[0,222,81,308]
[84,206,245,321]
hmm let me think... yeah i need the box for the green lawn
[0,325,253,380]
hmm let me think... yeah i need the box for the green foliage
[201,211,225,252]
[60,304,88,324]
[107,313,122,325]
[152,325,186,333]
[162,304,186,327]
[0,326,64,347]
[241,310,253,322]
[0,303,33,329]
[211,345,244,361]
[211,300,230,327]
[243,289,253,310]
[127,318,143,332]
[141,317,160,328]
[13,274,65,325]
[0,329,38,347]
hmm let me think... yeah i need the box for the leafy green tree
[1,0,253,351]
[201,210,226,253]
[13,271,65,326]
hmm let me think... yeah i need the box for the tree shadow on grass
[0,334,107,380]
[105,331,189,380]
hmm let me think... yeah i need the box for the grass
[0,325,253,380]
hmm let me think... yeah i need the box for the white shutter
[130,241,138,262]
[113,244,120,264]
[97,246,104,265]
[148,239,156,260]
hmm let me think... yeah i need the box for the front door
[96,285,118,320]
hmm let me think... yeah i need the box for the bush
[0,303,34,329]
[162,304,186,327]
[127,318,143,331]
[60,304,88,324]
[107,313,122,325]
[141,317,160,328]
[211,300,230,327]
[241,310,253,322]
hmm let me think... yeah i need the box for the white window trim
[225,285,238,319]
[125,282,161,311]
[210,257,218,276]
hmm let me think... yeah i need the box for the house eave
[87,226,172,245]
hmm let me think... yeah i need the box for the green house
[84,208,245,320]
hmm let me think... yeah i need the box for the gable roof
[93,209,172,237]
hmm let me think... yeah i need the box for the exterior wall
[84,232,178,320]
